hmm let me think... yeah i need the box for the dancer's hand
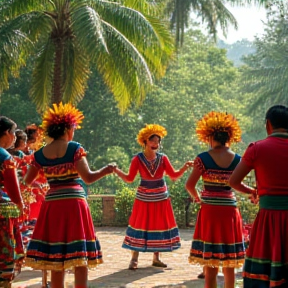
[106,162,117,173]
[249,189,259,204]
[184,161,194,169]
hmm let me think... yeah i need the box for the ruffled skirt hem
[188,256,244,268]
[24,257,103,271]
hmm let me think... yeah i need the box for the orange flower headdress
[196,111,241,144]
[41,102,84,133]
[137,124,167,146]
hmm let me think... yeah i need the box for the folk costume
[14,153,48,248]
[189,112,245,268]
[0,148,24,282]
[122,124,181,252]
[241,133,288,288]
[25,103,102,271]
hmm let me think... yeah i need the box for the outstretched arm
[76,157,114,184]
[164,156,193,181]
[114,156,139,183]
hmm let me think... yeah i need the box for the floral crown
[41,102,84,132]
[137,124,167,146]
[196,111,241,144]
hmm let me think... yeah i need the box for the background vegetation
[1,1,287,227]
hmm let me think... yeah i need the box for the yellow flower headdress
[41,102,84,132]
[137,124,167,146]
[196,111,241,144]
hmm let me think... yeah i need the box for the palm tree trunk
[52,38,64,104]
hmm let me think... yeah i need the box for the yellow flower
[42,102,84,132]
[137,124,167,146]
[196,111,241,144]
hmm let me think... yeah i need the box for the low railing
[87,194,116,226]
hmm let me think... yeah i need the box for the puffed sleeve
[29,153,42,170]
[194,156,205,174]
[3,158,22,205]
[124,156,139,182]
[162,155,184,180]
[242,142,256,169]
[74,146,87,162]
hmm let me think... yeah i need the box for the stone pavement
[11,227,244,288]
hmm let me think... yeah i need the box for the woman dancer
[114,124,193,270]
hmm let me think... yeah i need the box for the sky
[217,4,267,43]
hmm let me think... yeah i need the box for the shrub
[114,184,135,226]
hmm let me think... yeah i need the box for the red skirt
[189,204,245,268]
[122,198,181,252]
[25,197,102,271]
[243,208,288,287]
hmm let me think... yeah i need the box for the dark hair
[265,105,288,130]
[144,134,162,145]
[46,123,72,139]
[213,131,230,146]
[25,126,38,143]
[0,116,16,137]
[14,129,27,148]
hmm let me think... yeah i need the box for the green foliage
[88,198,103,225]
[165,0,239,47]
[241,4,288,109]
[168,177,200,228]
[1,0,174,112]
[236,194,259,224]
[217,39,256,67]
[114,183,135,226]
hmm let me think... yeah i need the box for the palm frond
[62,39,90,104]
[29,40,55,111]
[0,0,50,18]
[0,17,32,92]
[70,2,109,55]
[94,20,154,113]
[90,0,174,75]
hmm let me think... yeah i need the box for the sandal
[128,259,138,270]
[152,259,167,268]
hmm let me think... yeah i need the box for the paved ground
[11,227,244,288]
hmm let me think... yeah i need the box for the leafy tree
[1,0,174,112]
[217,39,256,67]
[0,4,32,94]
[241,3,288,110]
[0,59,41,128]
[137,27,249,162]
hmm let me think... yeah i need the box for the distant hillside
[217,38,256,66]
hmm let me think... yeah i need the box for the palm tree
[164,0,269,47]
[0,6,32,94]
[1,0,174,113]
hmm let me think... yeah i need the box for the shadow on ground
[88,267,164,286]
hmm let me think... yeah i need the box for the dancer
[114,124,193,270]
[186,111,245,288]
[24,103,115,288]
[0,116,25,288]
[229,104,288,288]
